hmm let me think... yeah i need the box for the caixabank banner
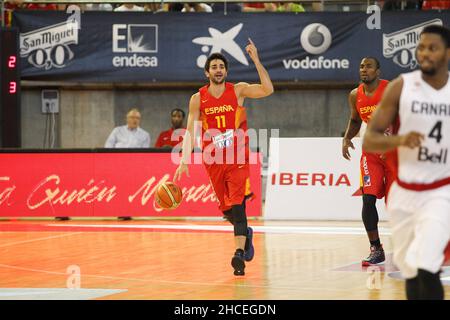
[13,11,450,82]
[0,151,262,217]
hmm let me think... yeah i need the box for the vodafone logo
[271,172,351,187]
[283,23,349,70]
[300,23,332,55]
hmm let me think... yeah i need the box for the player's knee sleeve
[223,209,234,225]
[362,194,379,232]
[418,269,444,300]
[232,204,247,236]
[406,276,420,300]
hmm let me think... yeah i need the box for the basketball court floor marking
[0,262,373,294]
[0,232,84,248]
[1,221,448,299]
[49,224,392,235]
[0,288,127,300]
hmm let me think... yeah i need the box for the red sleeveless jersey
[356,79,389,123]
[199,82,249,163]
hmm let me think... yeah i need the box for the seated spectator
[169,3,184,11]
[144,3,169,12]
[276,2,305,12]
[211,3,242,12]
[26,1,58,10]
[311,1,324,11]
[105,108,150,221]
[382,0,422,10]
[85,3,113,11]
[105,108,150,149]
[3,0,24,27]
[242,2,277,12]
[422,0,450,10]
[155,109,186,149]
[182,3,213,12]
[114,3,145,11]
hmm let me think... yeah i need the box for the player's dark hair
[363,56,380,69]
[204,53,228,72]
[421,25,450,48]
[171,108,185,118]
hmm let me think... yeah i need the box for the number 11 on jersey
[215,115,226,129]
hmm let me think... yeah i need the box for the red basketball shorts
[204,163,251,212]
[360,151,396,200]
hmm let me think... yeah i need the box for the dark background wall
[20,87,352,148]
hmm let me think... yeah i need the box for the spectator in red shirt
[155,109,186,149]
[422,0,450,10]
[3,0,24,26]
[242,2,277,12]
[26,2,58,10]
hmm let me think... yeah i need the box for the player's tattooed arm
[174,93,200,182]
[342,88,362,160]
[235,39,274,100]
[363,77,424,153]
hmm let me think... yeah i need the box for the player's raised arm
[173,93,200,182]
[363,77,424,153]
[342,88,362,160]
[236,38,274,99]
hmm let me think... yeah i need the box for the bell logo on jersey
[418,147,448,164]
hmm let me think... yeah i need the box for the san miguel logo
[20,20,79,70]
[383,19,442,69]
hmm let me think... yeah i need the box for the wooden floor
[0,219,448,300]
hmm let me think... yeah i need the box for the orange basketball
[155,181,183,210]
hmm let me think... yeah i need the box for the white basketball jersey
[397,70,450,185]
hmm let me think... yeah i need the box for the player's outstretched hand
[342,138,355,160]
[173,162,189,182]
[245,38,260,63]
[399,131,424,149]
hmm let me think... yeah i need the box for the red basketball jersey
[356,79,389,123]
[199,82,249,163]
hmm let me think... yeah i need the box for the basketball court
[1,218,448,300]
[1,0,450,304]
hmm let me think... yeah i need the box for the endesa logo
[112,24,158,68]
[271,172,351,187]
[283,23,349,70]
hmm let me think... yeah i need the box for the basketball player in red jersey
[342,57,395,266]
[173,39,274,276]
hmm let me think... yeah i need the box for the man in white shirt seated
[114,3,145,11]
[105,108,150,149]
[105,108,150,221]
